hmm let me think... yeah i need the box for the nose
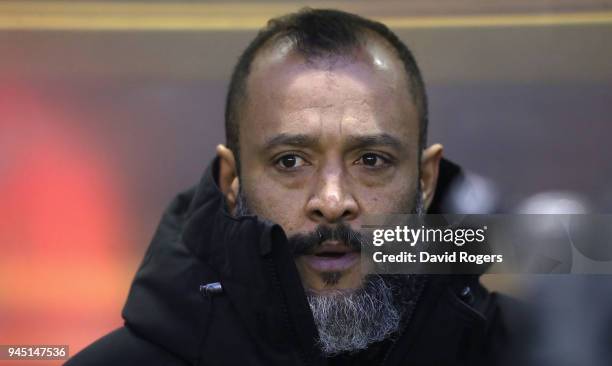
[306,167,359,223]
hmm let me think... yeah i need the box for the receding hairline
[238,30,416,123]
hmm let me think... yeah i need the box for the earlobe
[216,144,240,213]
[420,144,444,210]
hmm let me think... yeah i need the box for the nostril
[313,209,325,219]
[341,209,354,220]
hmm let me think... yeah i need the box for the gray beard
[234,184,425,355]
[306,274,401,355]
[308,194,424,356]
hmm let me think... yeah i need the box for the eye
[275,154,307,170]
[356,153,390,168]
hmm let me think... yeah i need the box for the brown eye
[357,152,390,168]
[276,154,306,170]
[362,153,379,166]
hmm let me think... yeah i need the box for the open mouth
[315,252,347,258]
[303,242,360,272]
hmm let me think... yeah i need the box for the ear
[216,144,240,214]
[420,144,444,210]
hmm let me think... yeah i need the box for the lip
[302,251,360,272]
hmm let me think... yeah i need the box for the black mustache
[289,223,363,256]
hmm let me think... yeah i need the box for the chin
[303,272,366,294]
[296,256,365,293]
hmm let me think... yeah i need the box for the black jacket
[66,158,507,366]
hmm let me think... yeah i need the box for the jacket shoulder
[65,326,187,366]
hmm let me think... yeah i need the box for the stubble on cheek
[242,177,305,234]
[359,184,419,216]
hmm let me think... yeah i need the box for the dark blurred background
[1,1,611,364]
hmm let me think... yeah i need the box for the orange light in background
[0,85,137,365]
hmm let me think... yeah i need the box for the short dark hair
[224,8,428,169]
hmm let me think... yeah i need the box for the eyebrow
[261,132,404,151]
[262,133,320,150]
[345,133,403,151]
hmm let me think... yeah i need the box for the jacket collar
[123,157,321,364]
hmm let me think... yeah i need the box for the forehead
[241,34,418,147]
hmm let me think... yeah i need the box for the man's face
[236,37,421,292]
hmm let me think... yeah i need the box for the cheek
[243,176,307,235]
[356,177,418,213]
